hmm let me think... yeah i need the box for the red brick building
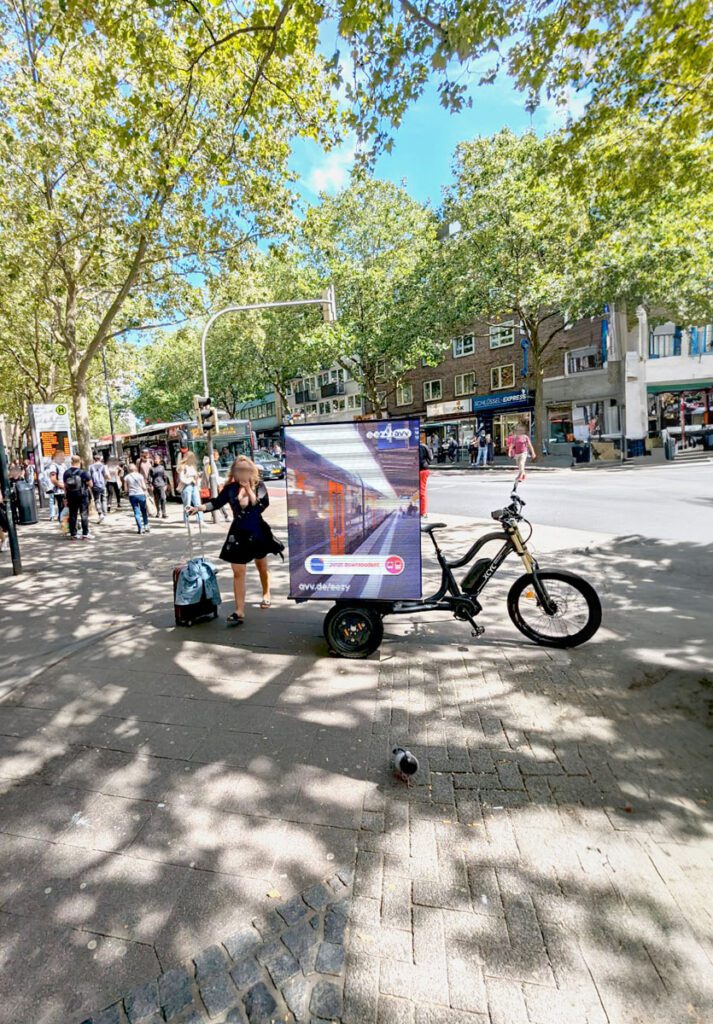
[385,314,607,453]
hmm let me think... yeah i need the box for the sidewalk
[0,505,712,1023]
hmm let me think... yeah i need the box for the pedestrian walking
[419,434,431,517]
[149,456,169,519]
[507,422,536,482]
[177,452,202,525]
[0,495,8,553]
[138,449,157,516]
[447,436,458,463]
[124,462,150,534]
[476,431,489,468]
[89,453,108,522]
[62,455,93,540]
[468,436,478,465]
[188,455,283,625]
[201,457,230,521]
[105,459,123,512]
[47,450,67,520]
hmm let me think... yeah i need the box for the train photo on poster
[285,420,422,601]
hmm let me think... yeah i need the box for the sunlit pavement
[0,480,711,1023]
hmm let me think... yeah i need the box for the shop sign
[426,399,472,418]
[471,389,530,413]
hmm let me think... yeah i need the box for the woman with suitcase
[188,455,283,625]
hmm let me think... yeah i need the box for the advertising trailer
[285,419,422,601]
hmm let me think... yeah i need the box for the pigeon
[392,747,419,783]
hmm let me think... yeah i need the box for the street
[0,465,711,1024]
[428,462,713,543]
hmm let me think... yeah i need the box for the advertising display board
[286,420,421,601]
[29,403,73,472]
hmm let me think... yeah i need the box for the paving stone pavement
[1,509,712,1024]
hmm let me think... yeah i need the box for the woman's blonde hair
[178,451,197,468]
[227,455,260,488]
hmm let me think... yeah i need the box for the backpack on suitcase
[173,517,221,626]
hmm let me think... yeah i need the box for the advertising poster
[29,403,73,473]
[285,419,422,601]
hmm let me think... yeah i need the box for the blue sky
[291,67,582,209]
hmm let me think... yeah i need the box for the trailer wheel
[323,604,383,659]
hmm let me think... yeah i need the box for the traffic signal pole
[0,425,22,576]
[199,288,337,524]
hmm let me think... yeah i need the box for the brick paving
[1,509,712,1023]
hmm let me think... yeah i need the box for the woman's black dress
[205,481,284,565]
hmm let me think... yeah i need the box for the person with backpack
[62,455,93,540]
[418,433,432,517]
[149,455,169,519]
[89,453,108,523]
[476,431,489,469]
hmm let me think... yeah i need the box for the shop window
[490,364,515,390]
[396,384,413,406]
[424,379,442,401]
[489,321,515,349]
[547,406,574,443]
[452,334,475,358]
[454,372,476,396]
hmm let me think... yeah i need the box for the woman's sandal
[227,612,245,626]
[259,598,271,609]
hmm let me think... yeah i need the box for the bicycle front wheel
[507,570,601,648]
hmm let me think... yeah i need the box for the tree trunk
[531,349,547,457]
[72,373,93,466]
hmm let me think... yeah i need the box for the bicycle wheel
[507,570,601,648]
[323,604,384,659]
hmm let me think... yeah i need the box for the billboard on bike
[285,419,422,601]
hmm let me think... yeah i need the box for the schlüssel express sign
[285,420,421,601]
[471,389,531,412]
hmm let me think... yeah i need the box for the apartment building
[285,366,365,423]
[385,315,607,453]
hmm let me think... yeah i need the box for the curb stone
[78,870,353,1024]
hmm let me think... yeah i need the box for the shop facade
[470,388,534,454]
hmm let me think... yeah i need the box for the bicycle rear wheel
[507,570,601,648]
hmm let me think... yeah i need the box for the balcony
[294,389,318,404]
[566,351,604,374]
[649,333,680,359]
[320,382,345,398]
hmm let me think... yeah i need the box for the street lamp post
[0,425,22,576]
[101,343,118,459]
[199,288,337,519]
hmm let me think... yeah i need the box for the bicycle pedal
[471,624,485,638]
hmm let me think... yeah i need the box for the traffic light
[193,394,216,434]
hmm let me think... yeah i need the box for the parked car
[254,449,285,480]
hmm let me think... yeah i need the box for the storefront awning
[647,381,713,394]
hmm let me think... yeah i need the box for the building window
[318,401,330,416]
[566,346,604,374]
[376,391,388,409]
[332,398,346,412]
[489,321,515,349]
[452,334,475,358]
[423,379,442,402]
[396,384,413,406]
[491,364,515,390]
[347,393,363,410]
[306,404,317,417]
[375,358,386,380]
[454,372,476,396]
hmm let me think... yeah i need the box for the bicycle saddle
[420,521,447,533]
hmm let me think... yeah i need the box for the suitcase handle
[185,509,206,560]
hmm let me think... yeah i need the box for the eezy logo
[365,425,412,442]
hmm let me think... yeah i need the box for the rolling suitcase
[173,517,221,626]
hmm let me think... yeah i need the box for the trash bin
[664,437,676,460]
[703,433,713,452]
[627,438,646,458]
[571,443,591,464]
[14,481,38,524]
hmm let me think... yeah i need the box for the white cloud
[539,87,589,128]
[306,140,356,194]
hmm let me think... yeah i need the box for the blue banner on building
[471,389,531,413]
[285,420,422,601]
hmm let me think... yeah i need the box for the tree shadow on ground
[0,515,711,1022]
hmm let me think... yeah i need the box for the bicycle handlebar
[491,491,526,523]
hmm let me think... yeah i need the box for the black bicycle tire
[323,604,384,659]
[507,570,602,648]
